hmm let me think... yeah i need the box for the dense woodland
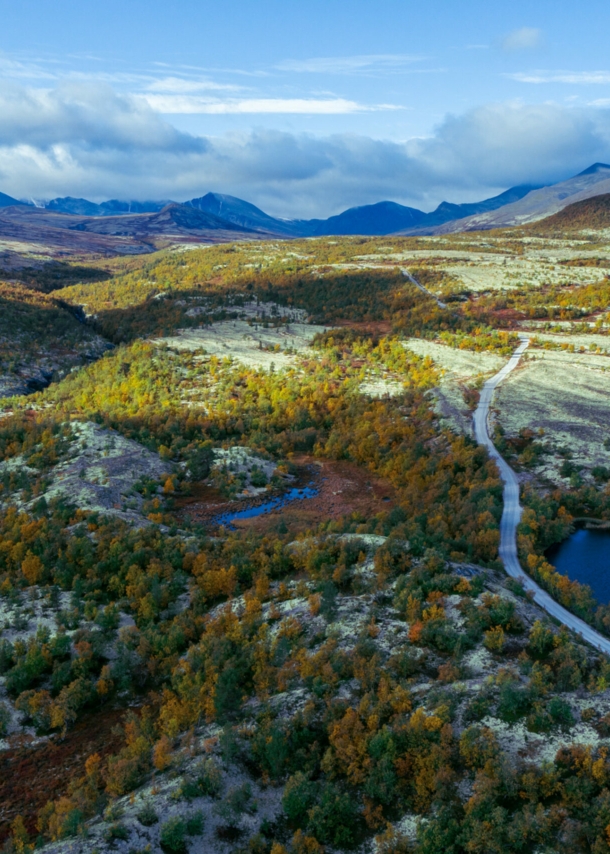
[1,235,610,852]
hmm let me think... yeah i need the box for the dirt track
[474,336,610,656]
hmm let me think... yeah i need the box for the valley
[2,188,610,853]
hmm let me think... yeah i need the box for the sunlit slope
[526,192,610,233]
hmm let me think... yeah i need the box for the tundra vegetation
[1,221,610,852]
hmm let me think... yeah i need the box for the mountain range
[16,183,542,238]
[0,163,609,261]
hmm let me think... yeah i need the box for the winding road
[474,335,610,656]
[401,268,447,309]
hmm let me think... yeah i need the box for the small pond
[213,485,318,529]
[546,528,610,605]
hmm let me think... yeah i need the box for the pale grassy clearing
[495,347,610,483]
[353,235,610,295]
[183,297,308,324]
[440,256,610,293]
[156,319,328,371]
[45,422,172,522]
[532,331,610,352]
[359,378,405,397]
[478,713,603,766]
[403,338,504,435]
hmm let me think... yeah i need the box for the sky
[1,0,610,217]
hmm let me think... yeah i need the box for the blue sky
[1,0,610,216]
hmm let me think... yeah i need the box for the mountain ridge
[405,162,610,235]
[1,163,610,242]
[183,184,543,237]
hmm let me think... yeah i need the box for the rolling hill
[0,203,267,263]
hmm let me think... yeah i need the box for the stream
[212,485,318,528]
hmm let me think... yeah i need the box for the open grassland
[495,347,610,485]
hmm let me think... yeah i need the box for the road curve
[474,335,610,655]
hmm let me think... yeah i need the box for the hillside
[527,192,610,233]
[0,281,110,397]
[0,203,271,271]
[421,162,610,234]
[402,183,540,231]
[186,193,311,237]
[0,191,26,209]
[311,200,425,235]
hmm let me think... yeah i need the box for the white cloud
[0,82,609,217]
[0,82,200,151]
[276,54,424,74]
[501,27,542,52]
[407,102,610,188]
[510,70,610,84]
[140,94,402,115]
[144,77,243,93]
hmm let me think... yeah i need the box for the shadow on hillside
[88,268,448,344]
[5,261,112,293]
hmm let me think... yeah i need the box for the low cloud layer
[0,82,609,217]
[140,94,400,115]
[276,54,424,74]
[510,71,610,85]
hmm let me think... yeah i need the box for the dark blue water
[213,485,318,528]
[547,528,610,604]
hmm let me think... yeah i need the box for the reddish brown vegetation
[179,458,395,534]
[0,708,129,841]
[332,319,393,336]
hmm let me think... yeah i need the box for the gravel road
[474,335,610,655]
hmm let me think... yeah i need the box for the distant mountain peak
[577,162,610,176]
[186,192,300,235]
[0,191,28,209]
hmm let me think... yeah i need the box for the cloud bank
[0,82,609,217]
